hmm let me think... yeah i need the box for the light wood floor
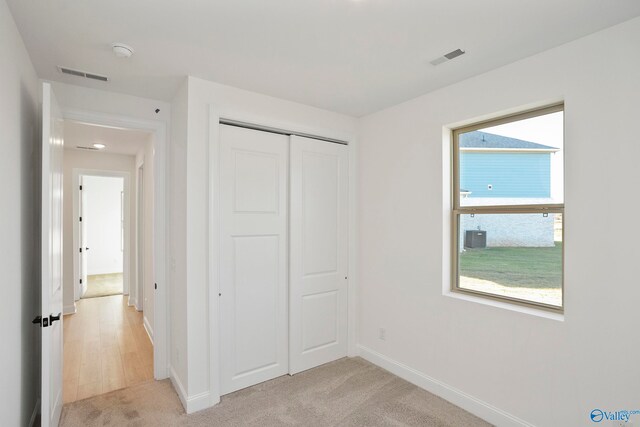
[83,273,124,299]
[63,295,154,403]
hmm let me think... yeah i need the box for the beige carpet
[83,273,123,298]
[60,357,491,427]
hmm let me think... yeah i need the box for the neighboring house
[459,131,558,249]
[459,131,558,199]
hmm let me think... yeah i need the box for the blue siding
[460,152,551,198]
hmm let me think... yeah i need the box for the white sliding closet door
[289,135,348,374]
[220,125,289,394]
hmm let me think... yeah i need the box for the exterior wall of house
[459,197,556,248]
[460,212,556,249]
[460,151,551,198]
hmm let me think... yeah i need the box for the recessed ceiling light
[93,143,106,149]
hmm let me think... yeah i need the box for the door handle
[32,314,60,327]
[85,247,90,251]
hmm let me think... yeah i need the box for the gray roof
[459,131,557,150]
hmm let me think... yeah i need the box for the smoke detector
[112,42,134,58]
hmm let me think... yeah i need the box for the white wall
[168,76,358,411]
[50,81,171,126]
[83,175,124,275]
[169,79,188,396]
[62,149,135,312]
[358,17,640,426]
[0,1,41,425]
[135,136,156,339]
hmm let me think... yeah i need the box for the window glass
[457,213,563,308]
[458,111,564,207]
[452,105,564,311]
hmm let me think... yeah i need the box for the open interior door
[39,82,64,427]
[79,176,88,297]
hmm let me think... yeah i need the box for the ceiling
[65,121,150,156]
[7,1,640,116]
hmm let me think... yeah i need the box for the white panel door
[79,176,88,297]
[220,125,289,394]
[41,82,64,427]
[289,135,348,374]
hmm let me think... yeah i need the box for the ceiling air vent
[58,66,109,82]
[76,146,99,151]
[430,48,466,66]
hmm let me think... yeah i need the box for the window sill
[443,289,565,321]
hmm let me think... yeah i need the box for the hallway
[63,295,153,403]
[83,273,124,299]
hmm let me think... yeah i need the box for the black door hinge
[79,216,82,222]
[80,279,83,284]
[79,247,82,253]
[79,185,82,190]
[154,283,157,290]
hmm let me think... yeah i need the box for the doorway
[39,82,168,425]
[62,121,156,404]
[79,175,125,299]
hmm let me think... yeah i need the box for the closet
[219,124,349,395]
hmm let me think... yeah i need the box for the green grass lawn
[459,242,562,289]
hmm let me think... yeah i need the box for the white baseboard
[28,398,40,427]
[357,345,534,427]
[128,295,136,308]
[170,366,188,410]
[143,316,154,345]
[169,366,215,414]
[63,303,76,315]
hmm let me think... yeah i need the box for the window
[452,104,564,311]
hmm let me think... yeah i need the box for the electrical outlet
[379,328,386,341]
